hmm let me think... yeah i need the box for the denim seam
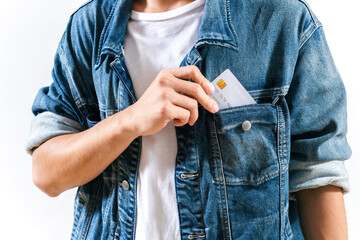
[194,40,238,52]
[225,0,239,50]
[216,103,275,114]
[58,45,82,110]
[194,0,239,51]
[278,104,288,165]
[299,25,322,50]
[47,45,86,125]
[279,97,291,239]
[276,104,284,240]
[192,54,202,66]
[59,44,99,112]
[117,60,125,111]
[214,170,281,185]
[111,57,137,103]
[297,0,320,27]
[174,164,183,240]
[102,180,116,222]
[131,136,142,240]
[96,0,120,67]
[194,118,203,181]
[72,188,84,239]
[249,86,290,100]
[213,114,233,240]
[79,178,103,240]
[254,94,283,100]
[249,86,289,94]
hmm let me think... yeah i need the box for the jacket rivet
[121,180,130,190]
[242,120,251,132]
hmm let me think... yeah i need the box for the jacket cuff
[289,160,350,200]
[26,112,85,155]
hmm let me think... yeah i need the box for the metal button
[122,180,130,190]
[242,120,251,132]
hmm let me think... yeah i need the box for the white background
[0,0,359,239]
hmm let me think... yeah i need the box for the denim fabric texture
[27,0,351,239]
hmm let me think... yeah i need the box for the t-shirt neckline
[130,0,205,21]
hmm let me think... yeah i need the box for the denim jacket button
[122,180,130,190]
[242,120,251,132]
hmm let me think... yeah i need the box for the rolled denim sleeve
[286,25,352,197]
[26,112,85,155]
[27,13,95,155]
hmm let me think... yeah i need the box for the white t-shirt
[123,0,205,239]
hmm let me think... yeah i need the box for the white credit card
[209,69,256,110]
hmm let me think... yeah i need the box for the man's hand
[296,185,348,240]
[128,65,218,136]
[32,65,218,197]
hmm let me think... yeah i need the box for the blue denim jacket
[27,0,351,239]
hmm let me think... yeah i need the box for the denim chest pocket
[212,103,279,185]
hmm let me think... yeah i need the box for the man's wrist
[111,107,141,142]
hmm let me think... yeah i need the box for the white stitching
[188,234,206,239]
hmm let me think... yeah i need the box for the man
[27,0,351,239]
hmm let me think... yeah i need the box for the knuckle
[184,110,191,121]
[190,66,200,76]
[159,103,170,116]
[190,99,198,110]
[157,75,169,85]
[159,89,170,100]
[193,84,203,96]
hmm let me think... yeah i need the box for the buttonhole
[180,173,199,179]
[188,234,206,239]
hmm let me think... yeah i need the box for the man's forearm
[31,66,218,197]
[296,185,348,240]
[32,107,139,197]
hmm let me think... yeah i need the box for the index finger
[166,74,219,114]
[168,66,215,95]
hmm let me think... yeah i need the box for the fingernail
[208,82,215,93]
[213,103,219,112]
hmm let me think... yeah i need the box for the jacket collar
[95,0,239,68]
